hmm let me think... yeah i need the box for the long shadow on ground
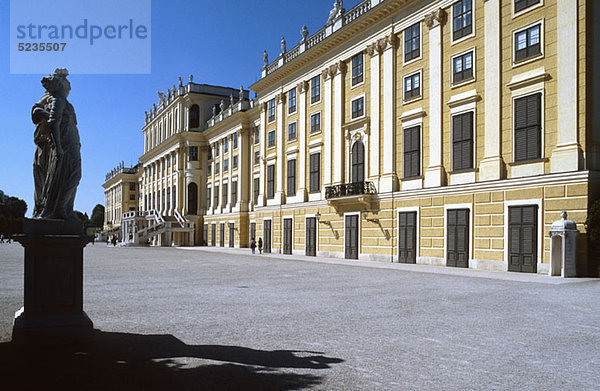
[0,330,343,390]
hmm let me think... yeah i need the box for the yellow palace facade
[104,0,600,276]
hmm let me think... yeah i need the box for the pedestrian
[112,236,117,246]
[258,237,263,254]
[250,237,256,254]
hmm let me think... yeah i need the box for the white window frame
[450,47,476,88]
[512,0,544,19]
[402,21,422,66]
[512,19,544,68]
[402,69,423,104]
[450,0,476,46]
[350,94,366,120]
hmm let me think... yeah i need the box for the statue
[301,25,309,41]
[31,68,81,220]
[281,36,287,54]
[167,89,171,100]
[327,0,344,25]
[189,74,194,83]
[220,99,225,112]
[212,105,217,117]
[263,50,268,67]
[230,93,234,107]
[178,77,183,88]
[158,91,165,103]
[239,85,244,102]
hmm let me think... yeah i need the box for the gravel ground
[1,242,599,390]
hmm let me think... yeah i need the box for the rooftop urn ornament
[301,25,309,41]
[281,36,287,54]
[31,68,82,220]
[263,50,269,67]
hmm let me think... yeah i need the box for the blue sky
[0,0,359,216]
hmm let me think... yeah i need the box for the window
[351,97,364,119]
[231,181,237,206]
[288,122,297,141]
[129,194,136,200]
[268,99,276,122]
[267,165,275,199]
[254,126,260,144]
[268,130,276,148]
[404,22,420,62]
[404,72,421,101]
[233,132,238,149]
[172,186,176,207]
[222,183,228,205]
[351,141,365,183]
[287,159,296,196]
[515,0,540,13]
[189,104,199,128]
[403,126,420,178]
[514,93,541,162]
[215,143,220,157]
[188,146,198,161]
[309,153,320,193]
[215,162,220,174]
[224,138,229,153]
[223,158,229,171]
[515,24,541,62]
[288,88,297,114]
[453,51,474,84]
[351,53,363,86]
[310,112,321,133]
[253,178,260,205]
[166,188,170,209]
[233,155,238,169]
[214,186,219,206]
[254,150,260,165]
[206,187,211,208]
[129,182,136,191]
[311,75,321,104]
[452,112,474,171]
[207,148,212,161]
[207,164,211,176]
[453,0,472,41]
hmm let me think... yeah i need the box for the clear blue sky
[0,0,360,216]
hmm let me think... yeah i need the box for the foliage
[90,204,105,228]
[0,190,27,235]
[585,199,600,253]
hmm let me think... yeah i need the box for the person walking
[258,237,263,254]
[250,237,256,254]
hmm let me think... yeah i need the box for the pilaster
[380,32,398,192]
[323,68,333,189]
[275,92,286,204]
[297,80,309,201]
[367,43,381,189]
[332,61,347,185]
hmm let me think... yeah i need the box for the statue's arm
[47,97,66,155]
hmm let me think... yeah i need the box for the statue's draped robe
[31,95,81,219]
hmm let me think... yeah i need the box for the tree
[0,190,27,236]
[90,204,105,228]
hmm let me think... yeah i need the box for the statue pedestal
[12,219,94,344]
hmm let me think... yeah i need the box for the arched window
[187,182,198,215]
[351,141,365,183]
[189,104,200,128]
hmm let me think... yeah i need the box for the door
[508,205,538,273]
[229,223,235,248]
[219,223,225,247]
[264,220,272,253]
[447,209,469,268]
[306,217,316,256]
[283,218,293,255]
[211,224,216,246]
[203,223,208,246]
[398,212,417,264]
[345,215,359,259]
[351,141,365,183]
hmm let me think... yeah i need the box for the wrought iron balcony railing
[325,181,377,200]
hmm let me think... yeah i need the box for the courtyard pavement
[0,242,599,390]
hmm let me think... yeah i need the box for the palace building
[103,0,600,276]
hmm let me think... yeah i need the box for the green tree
[90,204,105,228]
[0,191,27,236]
[585,199,600,253]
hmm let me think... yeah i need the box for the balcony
[325,181,377,210]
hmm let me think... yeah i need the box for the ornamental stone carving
[297,80,309,93]
[301,25,309,41]
[275,92,286,104]
[322,68,331,81]
[424,8,447,29]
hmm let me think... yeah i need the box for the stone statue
[327,0,344,25]
[158,91,165,103]
[301,25,309,41]
[178,77,183,88]
[263,50,268,66]
[281,36,287,53]
[167,89,171,100]
[31,68,81,220]
[189,74,194,83]
[212,105,217,117]
[220,99,225,112]
[172,85,177,95]
[239,85,244,102]
[144,111,148,122]
[230,93,234,107]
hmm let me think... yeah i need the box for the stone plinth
[12,219,94,344]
